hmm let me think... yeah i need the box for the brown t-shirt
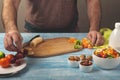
[25,0,78,32]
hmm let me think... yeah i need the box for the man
[2,0,104,52]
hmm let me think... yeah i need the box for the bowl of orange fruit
[93,47,120,69]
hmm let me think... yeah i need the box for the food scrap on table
[68,37,77,43]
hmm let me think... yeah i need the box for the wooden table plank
[0,33,120,80]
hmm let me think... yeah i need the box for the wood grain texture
[25,37,82,57]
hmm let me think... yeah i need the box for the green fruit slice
[0,51,5,58]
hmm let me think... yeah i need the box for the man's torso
[25,0,78,32]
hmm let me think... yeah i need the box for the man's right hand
[4,30,23,52]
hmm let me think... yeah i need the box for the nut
[86,55,92,61]
[80,54,86,60]
[68,56,80,61]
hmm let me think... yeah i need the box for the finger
[7,36,18,51]
[95,34,101,46]
[100,36,105,45]
[99,40,104,46]
[91,34,97,45]
[102,38,105,45]
[95,33,104,46]
[4,36,9,51]
[18,34,23,46]
[87,33,92,41]
[19,35,23,48]
[4,36,15,51]
[12,34,22,51]
[4,34,17,51]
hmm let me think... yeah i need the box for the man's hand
[87,0,103,46]
[87,31,104,46]
[4,30,23,52]
[2,0,22,52]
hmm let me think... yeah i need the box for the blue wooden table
[0,33,120,80]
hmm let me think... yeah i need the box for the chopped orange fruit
[88,44,93,49]
[81,38,93,49]
[68,37,77,43]
[6,54,14,61]
[0,57,10,68]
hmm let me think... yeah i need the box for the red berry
[10,57,16,64]
[15,53,24,59]
[14,59,22,66]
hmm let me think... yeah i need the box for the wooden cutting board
[24,37,82,58]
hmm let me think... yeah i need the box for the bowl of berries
[93,47,120,69]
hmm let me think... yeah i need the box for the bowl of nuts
[68,54,93,69]
[80,54,93,61]
[68,56,80,68]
